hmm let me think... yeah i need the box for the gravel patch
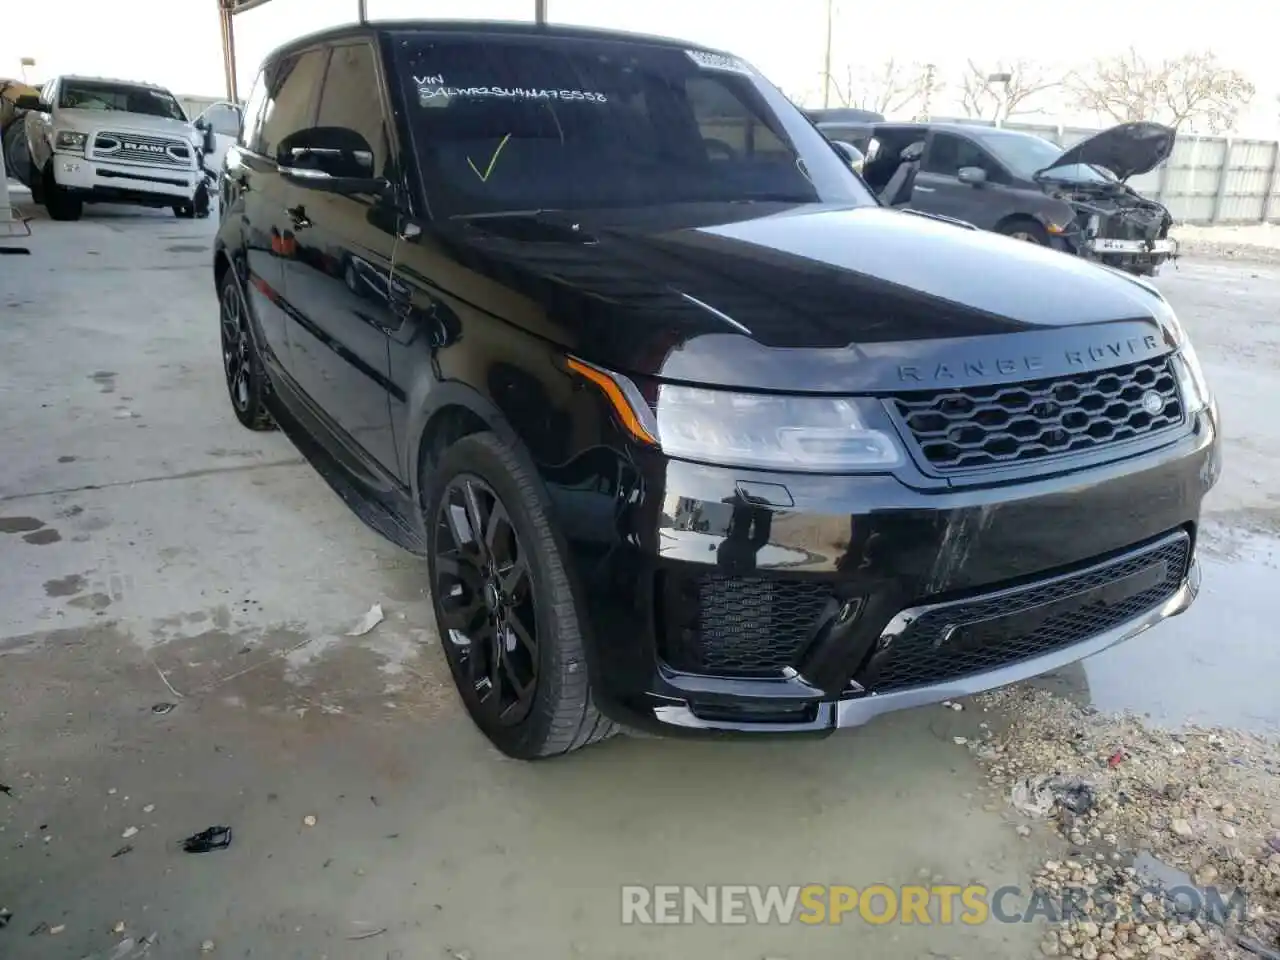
[967,687,1280,959]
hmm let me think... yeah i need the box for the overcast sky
[3,0,1278,133]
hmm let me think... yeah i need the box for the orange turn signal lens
[566,357,658,445]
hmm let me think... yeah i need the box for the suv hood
[444,203,1179,393]
[54,108,196,143]
[1040,122,1175,182]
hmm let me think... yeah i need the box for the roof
[58,75,172,91]
[875,120,1052,142]
[262,18,727,67]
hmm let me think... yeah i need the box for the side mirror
[830,140,865,170]
[15,94,50,112]
[958,166,988,186]
[197,124,217,155]
[277,126,387,196]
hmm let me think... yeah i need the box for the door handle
[285,204,311,229]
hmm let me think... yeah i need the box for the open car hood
[1040,121,1176,181]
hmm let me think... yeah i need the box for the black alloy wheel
[424,432,616,758]
[218,275,274,431]
[434,474,539,727]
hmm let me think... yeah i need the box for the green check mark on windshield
[467,133,512,183]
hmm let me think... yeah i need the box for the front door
[910,131,1006,230]
[277,41,401,478]
[236,49,328,383]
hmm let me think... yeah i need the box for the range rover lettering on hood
[896,334,1163,384]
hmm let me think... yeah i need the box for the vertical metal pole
[1261,142,1280,224]
[822,0,833,108]
[218,2,239,103]
[1210,138,1232,224]
[358,0,367,22]
[535,0,547,24]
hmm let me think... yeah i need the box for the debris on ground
[28,921,48,936]
[112,921,125,934]
[120,826,138,839]
[303,815,317,827]
[200,938,214,952]
[150,702,176,716]
[974,686,1280,960]
[181,826,232,853]
[0,783,12,796]
[111,844,133,858]
[0,907,11,928]
[347,603,385,637]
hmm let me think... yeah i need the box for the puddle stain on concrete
[89,371,117,394]
[68,592,113,611]
[0,516,44,534]
[44,574,88,597]
[23,528,62,545]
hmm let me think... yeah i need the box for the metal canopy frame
[217,0,550,103]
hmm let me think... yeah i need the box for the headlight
[567,358,904,472]
[1171,340,1211,414]
[656,386,903,471]
[55,130,87,151]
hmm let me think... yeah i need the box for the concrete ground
[0,203,1276,960]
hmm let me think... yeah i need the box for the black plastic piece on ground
[182,826,232,853]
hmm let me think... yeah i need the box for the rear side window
[315,43,391,178]
[257,48,327,160]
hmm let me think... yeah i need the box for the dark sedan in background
[862,121,1178,275]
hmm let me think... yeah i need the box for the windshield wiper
[450,208,562,221]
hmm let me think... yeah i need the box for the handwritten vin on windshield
[415,75,609,106]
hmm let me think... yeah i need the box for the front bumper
[556,407,1219,737]
[51,152,199,204]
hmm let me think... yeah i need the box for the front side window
[58,81,187,121]
[201,103,243,138]
[390,33,873,217]
[923,132,1008,184]
[315,43,390,178]
[257,49,328,160]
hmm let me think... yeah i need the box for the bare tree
[959,60,1063,123]
[1069,48,1255,132]
[826,59,940,117]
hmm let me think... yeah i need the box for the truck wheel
[424,432,617,759]
[3,122,32,188]
[218,272,275,431]
[42,165,83,222]
[997,218,1048,245]
[173,202,196,219]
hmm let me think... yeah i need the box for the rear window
[389,33,871,217]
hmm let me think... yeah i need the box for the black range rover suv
[212,20,1219,758]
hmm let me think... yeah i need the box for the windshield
[390,33,873,217]
[1037,162,1118,184]
[58,81,187,121]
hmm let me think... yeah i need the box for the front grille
[93,131,191,167]
[660,574,832,676]
[865,532,1189,693]
[892,357,1184,473]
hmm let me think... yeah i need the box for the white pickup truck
[17,75,214,221]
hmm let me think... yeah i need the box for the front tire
[997,219,1048,245]
[218,274,275,431]
[425,432,616,759]
[42,165,83,221]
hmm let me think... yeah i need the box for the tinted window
[240,73,268,150]
[390,33,872,217]
[923,132,1007,183]
[58,81,186,121]
[257,49,327,160]
[315,43,390,177]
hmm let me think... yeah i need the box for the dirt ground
[1,201,1277,960]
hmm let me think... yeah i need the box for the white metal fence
[932,118,1280,225]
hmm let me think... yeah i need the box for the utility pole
[822,0,834,108]
[921,62,936,120]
